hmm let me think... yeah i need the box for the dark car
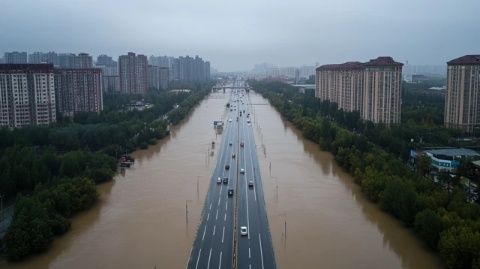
[228,189,234,197]
[248,181,254,188]
[225,164,230,170]
[223,177,228,184]
[240,142,244,147]
[232,154,236,159]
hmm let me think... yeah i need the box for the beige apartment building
[315,56,403,125]
[0,64,56,127]
[444,55,480,133]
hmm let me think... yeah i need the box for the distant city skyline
[0,0,478,71]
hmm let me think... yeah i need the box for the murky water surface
[0,90,442,269]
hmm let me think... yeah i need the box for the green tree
[414,209,443,249]
[439,226,480,269]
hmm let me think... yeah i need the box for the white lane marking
[218,196,221,206]
[246,120,257,203]
[195,248,202,269]
[216,209,219,220]
[207,248,212,269]
[218,251,222,269]
[249,265,252,269]
[186,248,192,269]
[243,126,251,240]
[259,234,265,269]
[202,225,207,240]
[222,226,225,243]
[224,213,226,221]
[209,203,212,210]
[207,213,210,221]
[213,225,216,235]
[225,201,228,211]
[249,247,251,259]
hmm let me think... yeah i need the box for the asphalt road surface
[187,81,276,269]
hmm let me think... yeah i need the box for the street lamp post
[196,176,200,201]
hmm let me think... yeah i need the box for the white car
[240,168,245,174]
[228,118,232,122]
[240,226,248,236]
[217,177,222,184]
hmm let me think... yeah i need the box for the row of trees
[0,84,212,260]
[251,80,480,269]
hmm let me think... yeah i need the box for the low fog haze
[0,0,478,71]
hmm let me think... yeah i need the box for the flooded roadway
[0,90,443,269]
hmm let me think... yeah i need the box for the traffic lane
[189,103,236,269]
[237,115,254,269]
[242,117,264,267]
[241,96,274,268]
[243,125,264,268]
[245,108,276,268]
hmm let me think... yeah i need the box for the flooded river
[0,90,443,269]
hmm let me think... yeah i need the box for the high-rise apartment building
[4,52,28,64]
[0,64,56,127]
[96,54,119,92]
[444,55,480,133]
[148,65,169,90]
[58,53,93,68]
[119,52,148,94]
[96,54,116,67]
[28,52,59,66]
[316,56,403,125]
[54,68,103,116]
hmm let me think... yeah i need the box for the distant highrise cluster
[149,55,210,82]
[444,55,480,133]
[315,56,403,125]
[0,50,213,127]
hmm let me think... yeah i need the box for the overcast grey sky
[0,0,478,71]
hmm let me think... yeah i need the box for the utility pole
[196,176,200,201]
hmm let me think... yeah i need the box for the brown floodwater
[0,90,443,269]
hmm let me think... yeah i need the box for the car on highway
[228,118,232,122]
[240,168,245,174]
[228,189,234,197]
[225,164,230,170]
[240,226,248,236]
[240,142,244,147]
[229,142,232,146]
[247,119,251,123]
[223,177,228,184]
[232,154,236,158]
[248,181,254,188]
[217,177,222,184]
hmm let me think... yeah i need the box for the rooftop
[425,148,480,158]
[316,57,402,71]
[0,63,54,72]
[364,56,403,67]
[447,55,480,65]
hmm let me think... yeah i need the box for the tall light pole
[271,176,278,202]
[196,176,200,201]
[185,199,192,225]
[280,213,287,248]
